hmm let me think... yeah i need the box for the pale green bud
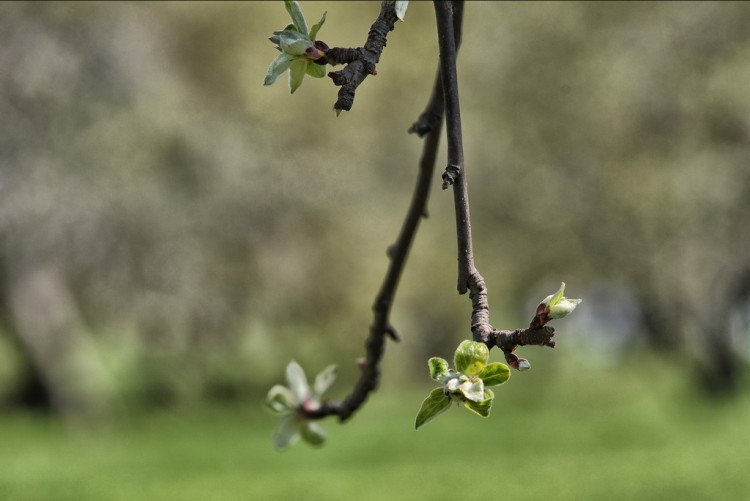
[542,282,582,319]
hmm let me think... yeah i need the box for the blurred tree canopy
[0,1,749,416]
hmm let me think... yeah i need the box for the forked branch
[323,1,399,113]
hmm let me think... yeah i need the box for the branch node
[384,324,401,342]
[408,109,443,138]
[441,164,460,190]
[328,70,347,86]
[325,2,399,112]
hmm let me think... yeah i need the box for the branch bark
[435,1,555,369]
[324,1,399,113]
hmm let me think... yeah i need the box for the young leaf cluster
[415,340,510,430]
[264,0,328,94]
[264,361,337,449]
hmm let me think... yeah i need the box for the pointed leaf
[264,53,295,86]
[268,24,297,50]
[289,59,307,94]
[415,387,451,430]
[284,0,308,34]
[285,360,310,402]
[309,11,327,40]
[301,421,326,447]
[264,384,297,415]
[313,364,337,397]
[274,415,301,449]
[428,357,450,381]
[478,362,511,387]
[549,282,566,307]
[276,29,308,47]
[395,0,409,21]
[454,340,489,375]
[463,389,493,418]
[306,62,326,78]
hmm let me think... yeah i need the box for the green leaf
[478,362,511,387]
[274,415,301,449]
[309,11,327,40]
[549,282,566,307]
[463,389,493,418]
[454,340,489,375]
[313,364,337,397]
[289,59,308,93]
[301,421,326,447]
[306,62,326,79]
[428,357,449,381]
[395,0,409,21]
[275,29,307,47]
[284,0,308,35]
[285,360,310,402]
[264,384,297,414]
[415,387,451,430]
[264,53,295,86]
[269,25,298,48]
[457,377,485,402]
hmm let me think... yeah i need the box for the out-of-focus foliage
[0,2,749,415]
[2,361,750,500]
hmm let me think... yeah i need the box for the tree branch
[304,88,441,421]
[435,1,555,369]
[303,1,467,422]
[434,1,474,295]
[324,1,399,113]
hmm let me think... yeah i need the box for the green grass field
[1,357,749,501]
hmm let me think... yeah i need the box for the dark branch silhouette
[303,0,562,423]
[303,1,465,422]
[434,1,556,370]
[322,1,400,113]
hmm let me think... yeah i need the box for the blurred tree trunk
[6,265,113,417]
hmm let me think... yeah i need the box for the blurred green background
[1,1,750,499]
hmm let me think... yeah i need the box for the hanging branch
[434,1,557,370]
[301,1,466,422]
[304,81,443,421]
[267,2,581,448]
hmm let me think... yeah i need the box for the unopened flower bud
[304,46,326,61]
[505,352,530,371]
[545,282,582,319]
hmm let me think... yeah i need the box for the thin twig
[434,0,474,295]
[304,1,466,422]
[304,89,441,421]
[434,1,555,369]
[305,70,450,423]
